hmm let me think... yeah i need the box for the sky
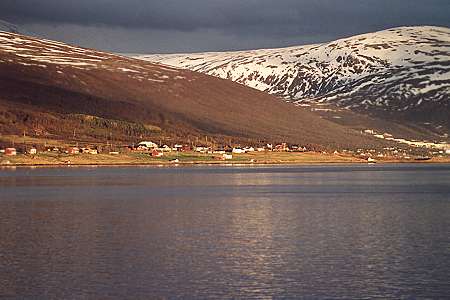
[1,0,449,53]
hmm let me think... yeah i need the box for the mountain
[135,26,450,132]
[0,30,386,150]
[0,20,25,35]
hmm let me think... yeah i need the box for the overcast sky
[1,0,449,53]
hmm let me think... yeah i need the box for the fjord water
[1,164,449,299]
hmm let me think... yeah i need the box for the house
[137,141,158,150]
[29,148,37,155]
[291,145,307,152]
[195,145,209,153]
[172,144,183,151]
[67,147,80,154]
[5,148,17,156]
[274,143,289,152]
[159,145,172,152]
[222,153,233,160]
[151,149,163,157]
[232,147,244,154]
[213,147,227,154]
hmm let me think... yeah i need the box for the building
[151,149,163,157]
[137,141,158,149]
[274,143,289,152]
[159,145,172,152]
[172,144,183,151]
[67,147,80,154]
[222,153,233,160]
[5,148,17,156]
[195,145,209,153]
[232,147,245,154]
[29,148,37,155]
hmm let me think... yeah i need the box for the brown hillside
[0,31,386,149]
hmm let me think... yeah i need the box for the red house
[67,147,80,154]
[5,148,17,156]
[151,149,163,157]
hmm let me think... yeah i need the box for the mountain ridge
[134,26,450,131]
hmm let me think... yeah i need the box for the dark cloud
[1,0,449,52]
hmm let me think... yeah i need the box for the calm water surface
[1,164,450,299]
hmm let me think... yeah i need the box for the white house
[222,153,233,160]
[138,141,158,149]
[172,144,183,151]
[195,146,209,153]
[232,147,245,154]
[159,145,172,152]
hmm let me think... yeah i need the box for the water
[1,164,450,299]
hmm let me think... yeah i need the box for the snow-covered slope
[135,26,450,118]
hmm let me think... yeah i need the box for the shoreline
[1,151,449,168]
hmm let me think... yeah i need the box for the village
[0,140,308,162]
[1,135,450,166]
